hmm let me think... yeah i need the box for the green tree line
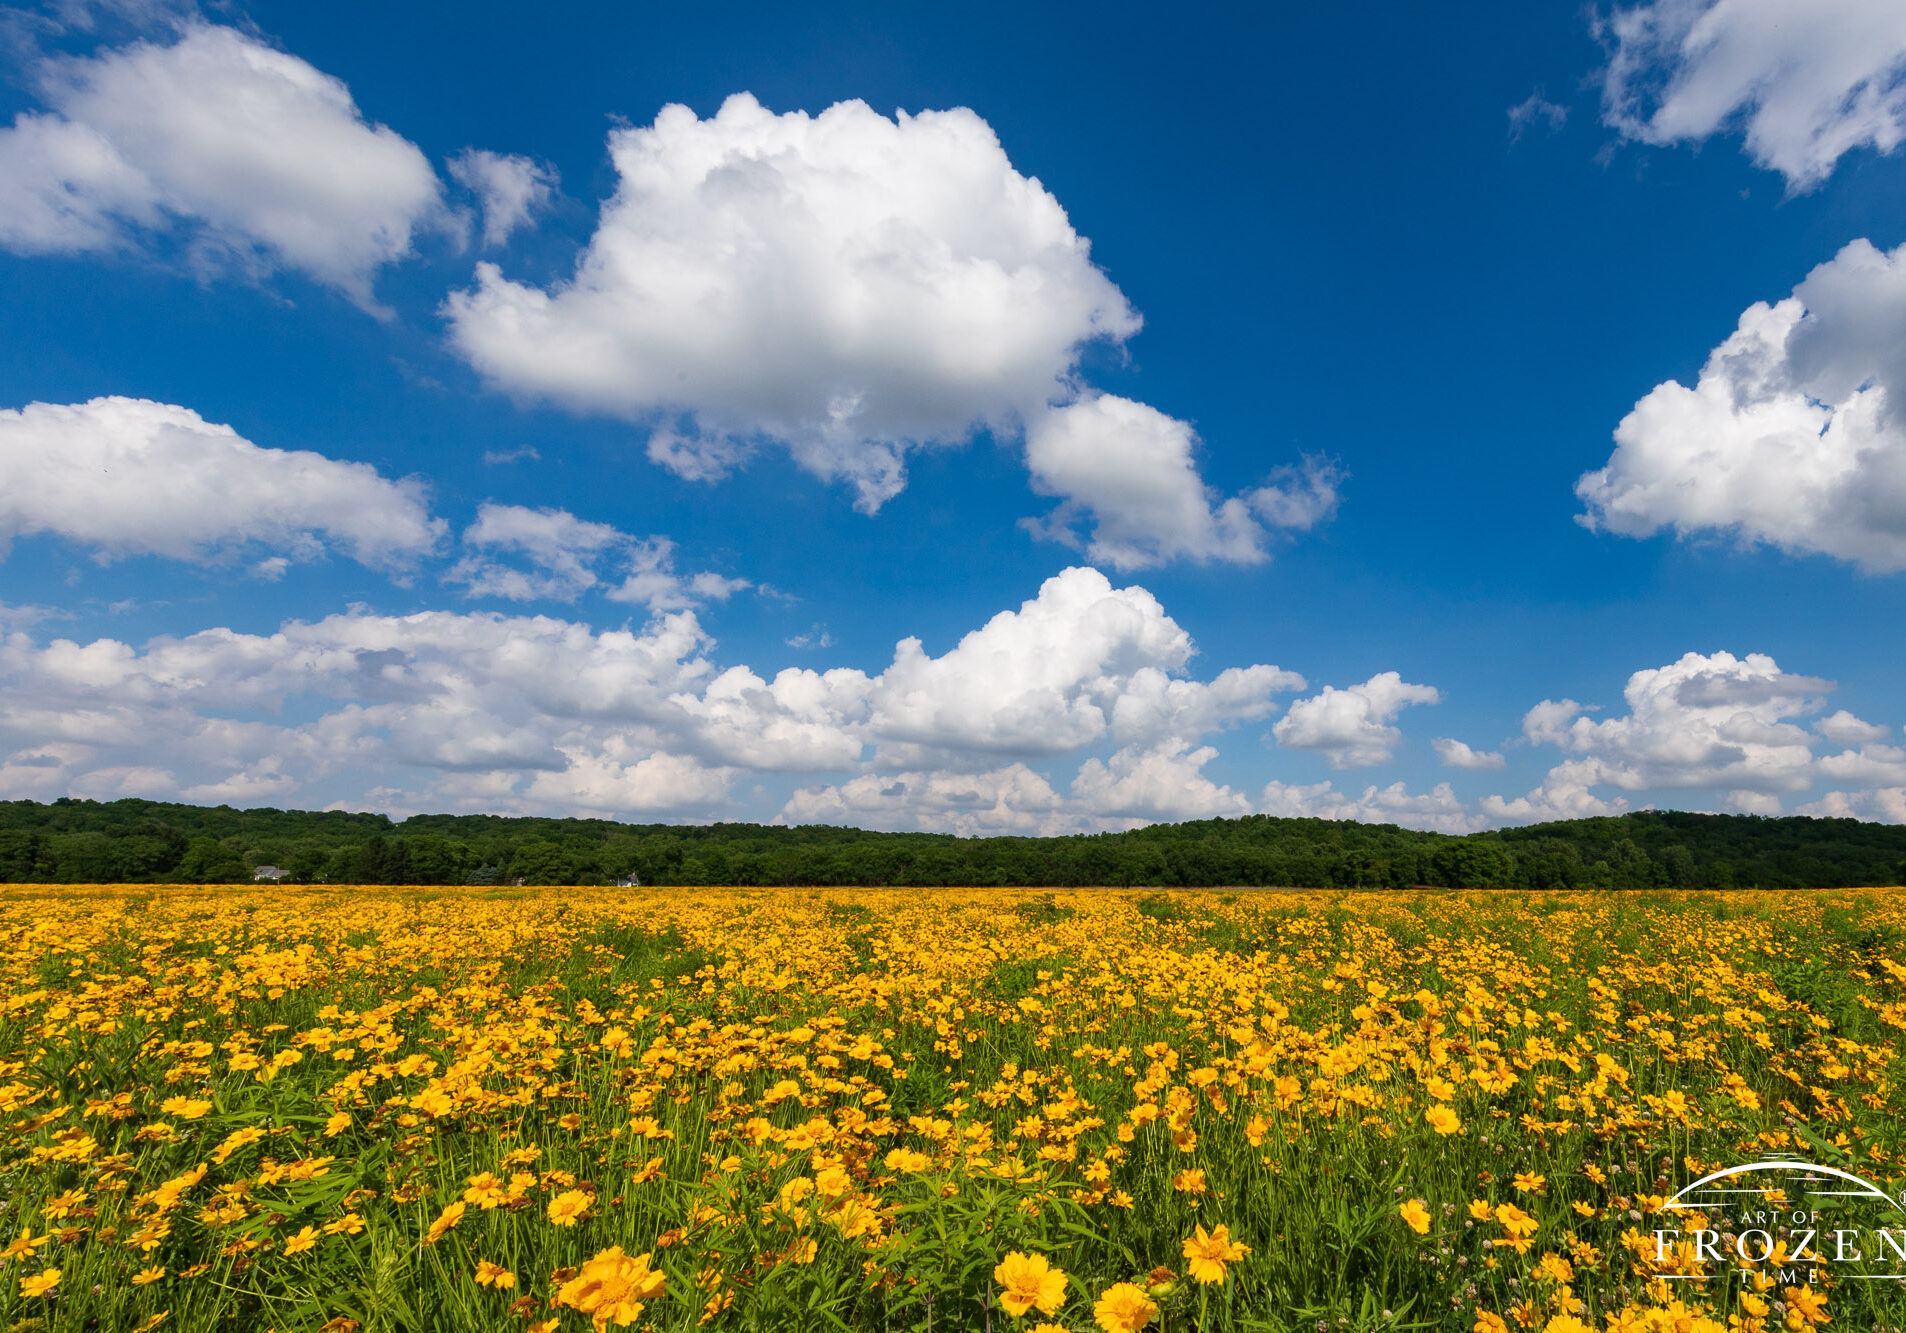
[1,797,1903,889]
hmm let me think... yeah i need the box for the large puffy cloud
[1578,239,1906,571]
[443,94,1326,563]
[0,24,448,306]
[1599,0,1906,188]
[1483,650,1832,821]
[1023,394,1340,569]
[862,566,1303,764]
[1070,742,1254,824]
[445,503,749,610]
[1516,650,1827,791]
[0,566,1313,826]
[0,397,444,571]
[1272,671,1441,769]
[445,93,1138,512]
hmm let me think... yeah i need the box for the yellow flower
[1,1230,49,1261]
[1473,1315,1509,1333]
[20,1268,60,1299]
[283,1225,321,1255]
[1494,1202,1538,1238]
[424,1201,465,1245]
[132,1266,166,1285]
[1181,1223,1250,1284]
[160,1096,213,1120]
[1784,1285,1829,1326]
[474,1259,516,1289]
[1539,1316,1592,1333]
[993,1251,1069,1317]
[556,1247,666,1330]
[1512,1172,1546,1195]
[1093,1281,1158,1333]
[1426,1104,1462,1135]
[1468,1198,1493,1221]
[547,1189,592,1227]
[323,1111,351,1136]
[1171,1168,1206,1194]
[42,1190,87,1220]
[211,1125,265,1165]
[1534,1252,1573,1284]
[1398,1198,1431,1235]
[464,1172,510,1209]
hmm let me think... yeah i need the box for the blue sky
[3,0,1906,833]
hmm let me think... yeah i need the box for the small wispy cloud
[786,624,835,650]
[482,445,541,465]
[1508,90,1568,142]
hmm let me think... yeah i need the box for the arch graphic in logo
[1650,1153,1906,1288]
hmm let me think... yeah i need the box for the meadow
[1,884,1903,1333]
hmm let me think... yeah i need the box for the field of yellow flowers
[3,884,1905,1333]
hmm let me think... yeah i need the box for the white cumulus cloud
[446,503,628,601]
[0,23,449,307]
[1071,741,1253,824]
[1799,786,1906,822]
[444,92,1139,512]
[1258,778,1487,834]
[1484,649,1834,822]
[1479,761,1633,825]
[442,94,1329,563]
[443,503,749,611]
[1022,394,1341,569]
[864,566,1302,765]
[1815,709,1892,746]
[1598,0,1906,188]
[1432,737,1506,770]
[0,396,444,571]
[1816,742,1906,786]
[779,766,1071,837]
[1272,671,1441,768]
[0,565,1320,828]
[1578,239,1906,571]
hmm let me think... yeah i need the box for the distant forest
[2,797,1904,889]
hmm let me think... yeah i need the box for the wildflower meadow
[2,884,1904,1333]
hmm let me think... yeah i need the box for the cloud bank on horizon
[0,0,1903,834]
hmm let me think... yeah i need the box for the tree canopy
[1,797,1901,889]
